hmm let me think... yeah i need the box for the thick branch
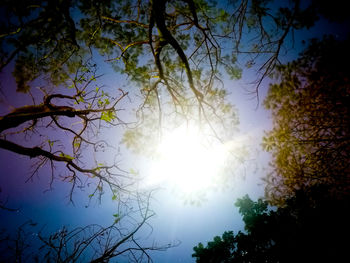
[0,139,112,184]
[150,0,203,100]
[0,139,71,162]
[0,104,115,133]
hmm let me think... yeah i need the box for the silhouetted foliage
[194,35,350,263]
[263,36,350,203]
[193,185,350,262]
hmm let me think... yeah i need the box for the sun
[148,124,228,193]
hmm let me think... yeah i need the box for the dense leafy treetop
[193,185,350,262]
[262,36,350,203]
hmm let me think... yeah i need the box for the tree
[0,0,237,198]
[0,0,338,199]
[193,35,350,263]
[0,0,133,201]
[262,36,350,204]
[192,186,350,262]
[0,192,178,262]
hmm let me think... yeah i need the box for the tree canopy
[262,36,350,203]
[192,185,350,262]
[192,31,350,263]
[0,0,340,199]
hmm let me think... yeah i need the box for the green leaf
[81,66,89,72]
[101,111,115,122]
[113,212,120,223]
[73,140,81,149]
[59,153,75,160]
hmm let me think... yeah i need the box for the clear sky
[1,1,349,262]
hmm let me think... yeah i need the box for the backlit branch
[0,193,179,262]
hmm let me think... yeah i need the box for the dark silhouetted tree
[193,186,350,262]
[262,36,350,204]
[193,35,350,263]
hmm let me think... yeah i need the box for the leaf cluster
[262,36,350,203]
[1,0,82,91]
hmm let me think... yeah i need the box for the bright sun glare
[149,125,228,193]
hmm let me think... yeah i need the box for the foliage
[0,0,81,90]
[0,60,129,201]
[0,0,338,194]
[262,36,350,204]
[192,185,350,262]
[193,35,350,263]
